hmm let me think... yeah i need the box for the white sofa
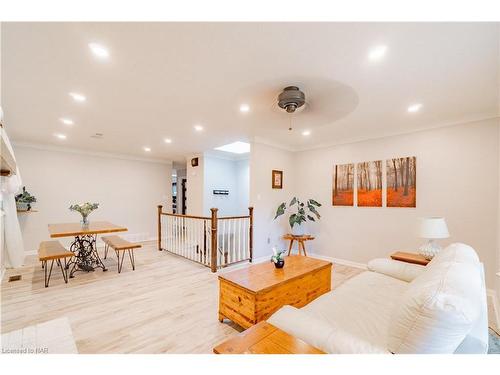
[267,243,488,354]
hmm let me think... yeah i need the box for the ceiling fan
[277,86,306,131]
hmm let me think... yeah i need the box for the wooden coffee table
[218,255,332,329]
[213,321,325,354]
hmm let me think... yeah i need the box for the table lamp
[418,217,450,260]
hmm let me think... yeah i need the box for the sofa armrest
[268,305,390,354]
[367,258,425,282]
[267,305,334,351]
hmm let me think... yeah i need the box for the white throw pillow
[387,261,482,354]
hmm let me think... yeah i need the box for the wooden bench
[101,235,142,273]
[38,241,74,287]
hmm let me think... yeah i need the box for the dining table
[48,221,127,277]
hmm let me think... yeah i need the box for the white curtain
[1,124,25,268]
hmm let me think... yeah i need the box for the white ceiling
[2,22,499,163]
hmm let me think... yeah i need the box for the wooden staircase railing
[157,205,253,272]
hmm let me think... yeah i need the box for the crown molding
[12,141,173,165]
[294,114,500,153]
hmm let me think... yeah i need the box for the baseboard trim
[308,253,368,270]
[217,255,269,274]
[218,254,369,274]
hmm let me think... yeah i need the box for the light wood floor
[1,242,362,353]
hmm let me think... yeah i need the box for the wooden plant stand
[283,234,315,256]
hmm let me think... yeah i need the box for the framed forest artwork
[357,160,383,207]
[386,156,416,207]
[332,163,354,206]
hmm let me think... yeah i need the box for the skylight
[215,141,250,154]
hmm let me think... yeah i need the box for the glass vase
[81,215,89,228]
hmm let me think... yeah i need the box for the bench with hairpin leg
[38,241,73,287]
[101,235,141,273]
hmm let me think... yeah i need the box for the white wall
[249,142,296,259]
[203,155,249,217]
[13,145,172,252]
[236,159,250,214]
[0,21,4,277]
[293,119,499,288]
[496,30,500,306]
[497,116,500,304]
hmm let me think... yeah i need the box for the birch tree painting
[357,160,382,207]
[386,156,416,207]
[332,163,354,206]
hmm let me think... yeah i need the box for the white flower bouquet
[69,202,99,226]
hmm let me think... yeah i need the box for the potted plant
[69,202,99,227]
[271,247,286,268]
[15,187,37,211]
[274,197,321,236]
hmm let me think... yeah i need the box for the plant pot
[291,224,305,236]
[273,259,285,269]
[16,202,30,211]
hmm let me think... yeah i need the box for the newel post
[210,208,218,273]
[248,206,254,262]
[157,205,163,251]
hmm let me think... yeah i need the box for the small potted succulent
[271,247,286,269]
[15,187,37,211]
[69,202,99,227]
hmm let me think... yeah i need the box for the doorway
[181,178,187,215]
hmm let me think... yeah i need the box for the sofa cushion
[269,271,408,353]
[367,258,426,282]
[387,260,482,354]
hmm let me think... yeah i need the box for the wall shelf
[17,209,38,213]
[1,125,17,177]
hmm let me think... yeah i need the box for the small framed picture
[272,170,283,189]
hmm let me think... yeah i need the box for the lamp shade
[419,217,450,239]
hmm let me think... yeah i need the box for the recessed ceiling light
[143,147,151,152]
[54,133,67,140]
[69,92,86,102]
[215,141,251,154]
[302,130,311,136]
[164,138,172,144]
[239,104,250,113]
[88,43,110,59]
[407,103,423,113]
[60,118,74,126]
[368,45,387,61]
[194,125,204,132]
